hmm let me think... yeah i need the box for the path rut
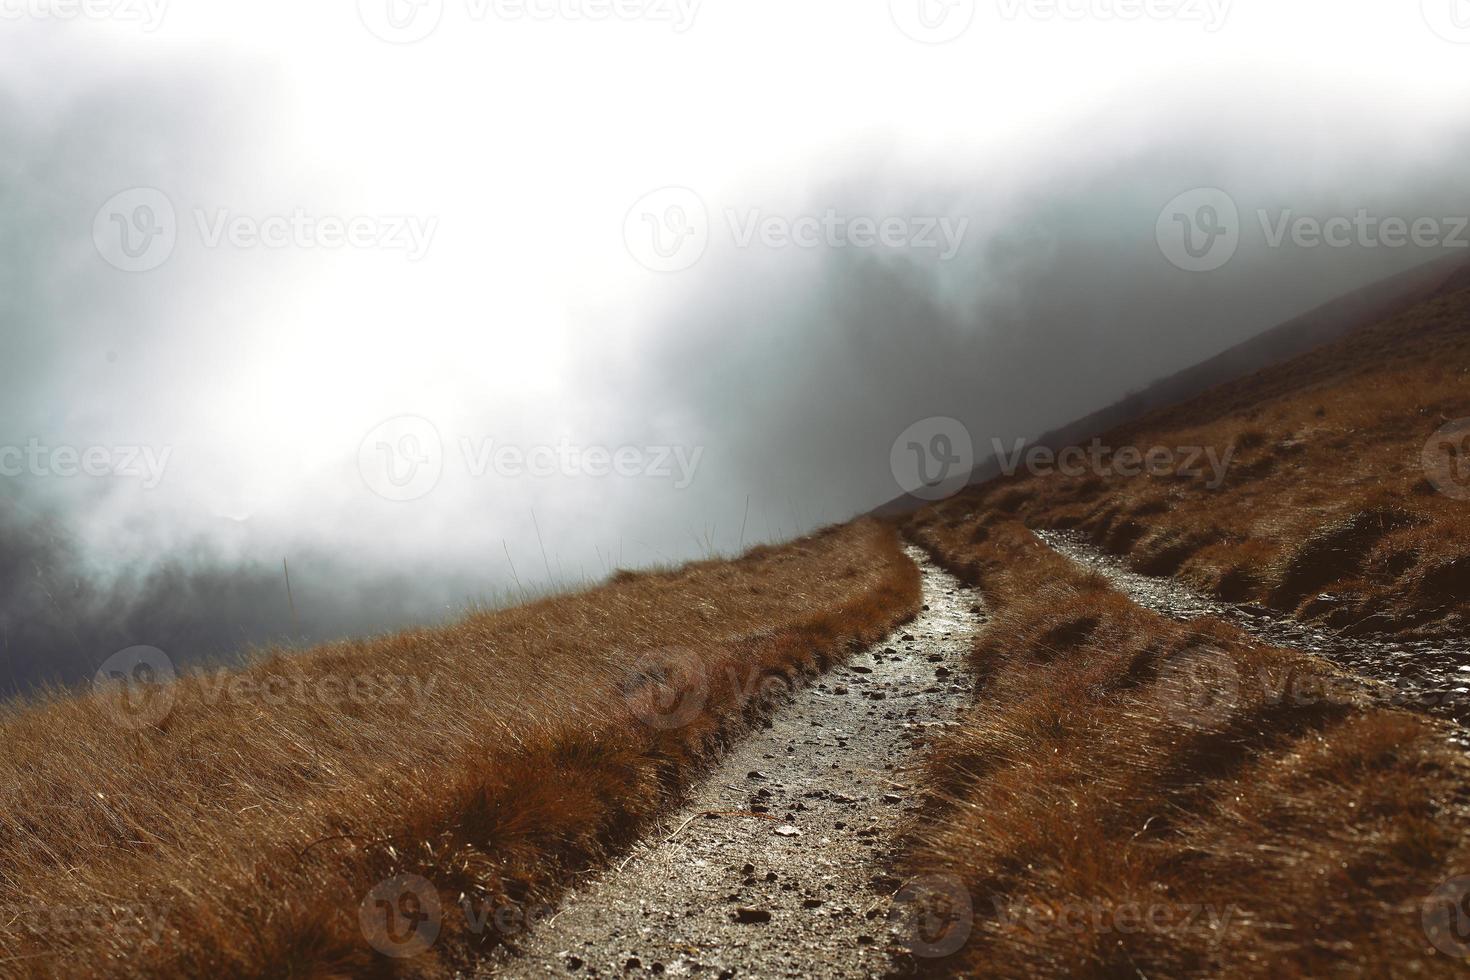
[1038,530,1470,747]
[482,546,985,978]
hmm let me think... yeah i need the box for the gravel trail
[1038,530,1470,744]
[483,546,985,978]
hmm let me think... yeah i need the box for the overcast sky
[2,0,1469,691]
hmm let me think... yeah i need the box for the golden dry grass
[900,517,1470,978]
[0,519,919,978]
[893,281,1470,975]
[960,279,1470,637]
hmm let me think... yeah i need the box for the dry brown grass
[0,519,919,978]
[900,516,1470,977]
[957,279,1470,638]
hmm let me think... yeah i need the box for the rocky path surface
[1039,530,1470,745]
[482,547,985,978]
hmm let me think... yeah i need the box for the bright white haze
[1,0,1468,688]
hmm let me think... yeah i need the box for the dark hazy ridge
[874,254,1470,517]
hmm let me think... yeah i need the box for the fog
[3,1,1468,692]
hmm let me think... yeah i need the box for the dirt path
[1038,530,1470,745]
[483,547,985,977]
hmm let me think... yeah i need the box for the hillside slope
[876,254,1470,517]
[967,262,1470,637]
[0,521,918,977]
[894,258,1470,977]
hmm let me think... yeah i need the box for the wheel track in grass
[1038,529,1470,748]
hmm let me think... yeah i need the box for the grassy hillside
[900,518,1469,977]
[895,271,1470,976]
[0,520,919,977]
[953,273,1470,637]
